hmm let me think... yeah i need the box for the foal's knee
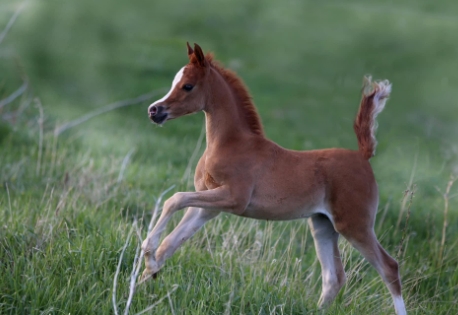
[163,192,185,213]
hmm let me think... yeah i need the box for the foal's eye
[182,84,194,91]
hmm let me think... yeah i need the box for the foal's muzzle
[148,105,168,124]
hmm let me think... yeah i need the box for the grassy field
[1,0,458,314]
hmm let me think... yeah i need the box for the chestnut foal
[142,43,406,315]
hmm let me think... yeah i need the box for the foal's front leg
[142,207,219,279]
[141,186,250,280]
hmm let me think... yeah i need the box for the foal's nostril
[148,105,168,124]
[149,105,158,116]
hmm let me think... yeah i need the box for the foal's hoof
[139,269,160,283]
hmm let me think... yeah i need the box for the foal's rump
[313,148,379,231]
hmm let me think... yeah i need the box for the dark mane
[206,54,264,136]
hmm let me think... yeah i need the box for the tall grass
[1,94,458,314]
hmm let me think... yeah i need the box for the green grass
[1,0,458,314]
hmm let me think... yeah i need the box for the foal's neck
[204,67,264,149]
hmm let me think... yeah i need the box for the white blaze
[148,66,185,112]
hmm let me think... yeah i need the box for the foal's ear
[186,42,194,56]
[192,43,207,67]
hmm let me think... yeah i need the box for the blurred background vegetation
[1,0,458,314]
[3,0,458,190]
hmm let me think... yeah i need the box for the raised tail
[353,76,392,160]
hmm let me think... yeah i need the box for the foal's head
[148,43,211,125]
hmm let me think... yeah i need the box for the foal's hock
[142,43,407,315]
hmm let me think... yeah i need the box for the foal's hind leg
[338,226,406,315]
[308,214,346,308]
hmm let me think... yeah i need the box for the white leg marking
[308,216,345,308]
[148,66,185,112]
[393,295,406,315]
[317,240,339,304]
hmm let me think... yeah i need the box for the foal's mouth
[149,112,168,124]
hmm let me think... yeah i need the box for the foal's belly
[240,188,328,221]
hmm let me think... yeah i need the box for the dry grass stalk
[437,175,457,265]
[396,154,417,233]
[54,88,167,136]
[376,198,391,233]
[117,148,136,184]
[0,0,28,46]
[113,224,135,315]
[0,81,28,109]
[35,98,44,176]
[120,184,175,315]
[133,284,179,315]
[396,184,416,260]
